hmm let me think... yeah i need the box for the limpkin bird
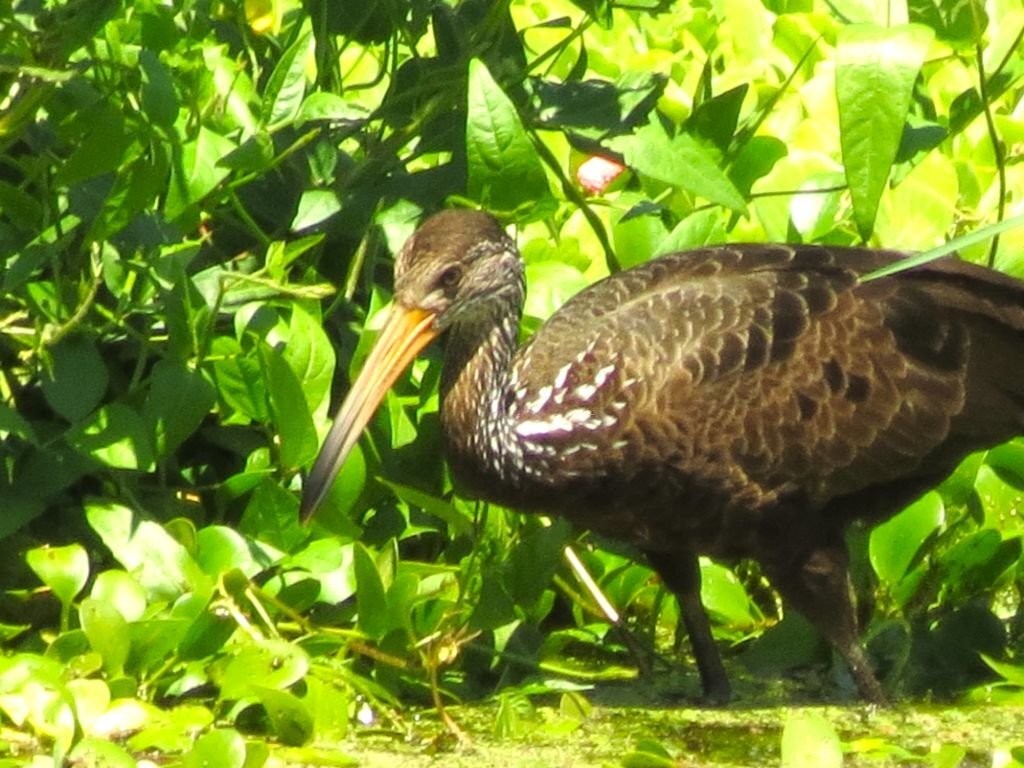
[302,209,1024,703]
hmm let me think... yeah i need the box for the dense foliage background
[2,0,1024,764]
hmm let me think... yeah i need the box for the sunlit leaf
[292,189,342,231]
[182,728,247,768]
[870,491,944,586]
[467,58,553,218]
[283,303,335,420]
[260,341,318,470]
[26,544,89,608]
[217,639,309,700]
[67,736,137,768]
[781,712,842,768]
[302,676,348,741]
[836,23,934,238]
[80,597,130,677]
[609,119,747,213]
[165,126,236,219]
[86,501,208,600]
[90,570,147,623]
[353,543,390,639]
[209,336,270,423]
[67,402,155,470]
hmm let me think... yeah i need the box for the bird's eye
[438,265,463,290]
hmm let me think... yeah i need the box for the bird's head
[392,209,521,330]
[301,209,519,520]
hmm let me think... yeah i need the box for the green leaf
[655,209,728,256]
[261,21,313,128]
[869,491,944,586]
[239,478,307,552]
[909,0,988,47]
[54,104,131,186]
[260,342,318,471]
[608,119,747,213]
[937,528,1018,594]
[469,572,517,631]
[981,654,1024,687]
[781,711,843,768]
[287,539,357,605]
[79,598,130,677]
[217,131,275,172]
[67,402,155,470]
[699,559,762,632]
[353,543,390,639]
[0,179,43,232]
[611,198,669,268]
[87,152,169,243]
[67,737,140,768]
[379,477,469,538]
[127,704,214,753]
[140,48,179,127]
[254,686,314,745]
[142,359,217,459]
[836,23,934,239]
[523,261,589,321]
[86,501,208,600]
[165,126,237,219]
[282,303,335,420]
[507,521,569,607]
[974,464,1024,533]
[265,235,325,279]
[466,58,553,218]
[217,639,308,700]
[292,188,342,231]
[177,604,236,661]
[208,336,270,423]
[303,676,349,741]
[66,678,111,736]
[26,544,89,607]
[40,336,108,423]
[621,738,676,768]
[90,570,148,623]
[195,526,266,579]
[183,728,247,768]
[493,692,528,739]
[297,91,370,125]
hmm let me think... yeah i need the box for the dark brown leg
[646,550,732,704]
[764,543,886,703]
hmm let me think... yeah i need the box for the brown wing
[508,244,1024,527]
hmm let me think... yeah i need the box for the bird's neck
[439,293,524,498]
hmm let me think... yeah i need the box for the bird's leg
[646,550,732,705]
[764,543,886,703]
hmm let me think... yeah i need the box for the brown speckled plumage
[304,209,1024,703]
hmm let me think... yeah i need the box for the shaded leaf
[261,21,313,128]
[41,336,108,423]
[142,359,217,459]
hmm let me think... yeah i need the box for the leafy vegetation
[1,0,1024,764]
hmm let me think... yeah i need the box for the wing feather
[508,244,1024,527]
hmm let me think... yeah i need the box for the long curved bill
[301,305,439,520]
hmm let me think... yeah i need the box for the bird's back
[503,244,1024,558]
